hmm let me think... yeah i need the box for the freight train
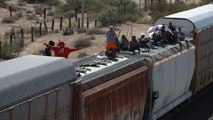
[0,3,213,120]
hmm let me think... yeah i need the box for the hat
[58,40,65,46]
[109,26,114,31]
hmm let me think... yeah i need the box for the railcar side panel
[152,47,195,119]
[81,66,149,120]
[0,82,79,120]
[193,26,213,93]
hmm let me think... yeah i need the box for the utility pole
[81,0,85,28]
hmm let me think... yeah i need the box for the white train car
[153,3,213,119]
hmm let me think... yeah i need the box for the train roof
[155,4,213,35]
[74,39,195,91]
[0,55,77,111]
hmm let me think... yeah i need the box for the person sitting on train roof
[129,35,140,52]
[168,22,176,32]
[44,40,80,58]
[138,33,149,49]
[152,28,162,46]
[105,48,117,59]
[161,25,177,45]
[120,34,129,51]
[176,27,185,41]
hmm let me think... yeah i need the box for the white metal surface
[155,4,213,35]
[152,46,195,119]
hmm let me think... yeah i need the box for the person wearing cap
[44,40,80,58]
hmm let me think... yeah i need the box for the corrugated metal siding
[0,81,79,120]
[57,85,70,120]
[0,110,8,120]
[193,26,213,93]
[0,55,77,111]
[81,66,149,120]
[13,103,28,120]
[31,96,45,120]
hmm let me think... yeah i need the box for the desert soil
[0,0,152,62]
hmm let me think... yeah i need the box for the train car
[73,39,195,120]
[74,52,150,120]
[155,3,213,94]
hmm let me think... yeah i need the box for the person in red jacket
[44,40,80,58]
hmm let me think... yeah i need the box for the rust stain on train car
[81,66,149,120]
[193,28,213,94]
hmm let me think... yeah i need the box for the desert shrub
[55,4,76,18]
[22,0,60,6]
[149,0,198,22]
[34,5,44,16]
[78,51,88,58]
[24,27,32,34]
[4,30,12,37]
[87,0,141,26]
[17,2,26,6]
[199,0,213,5]
[136,15,153,24]
[1,41,21,60]
[73,37,92,48]
[0,0,6,4]
[63,28,74,35]
[47,10,55,16]
[53,29,59,33]
[27,14,38,21]
[14,11,23,18]
[45,0,61,6]
[2,17,16,23]
[77,28,87,34]
[63,10,75,18]
[86,28,105,35]
[120,13,140,23]
[89,34,95,40]
[9,4,21,12]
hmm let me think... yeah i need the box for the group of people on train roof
[105,23,186,58]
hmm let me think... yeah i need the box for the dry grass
[78,51,88,58]
[2,17,16,23]
[86,28,106,35]
[73,37,92,48]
